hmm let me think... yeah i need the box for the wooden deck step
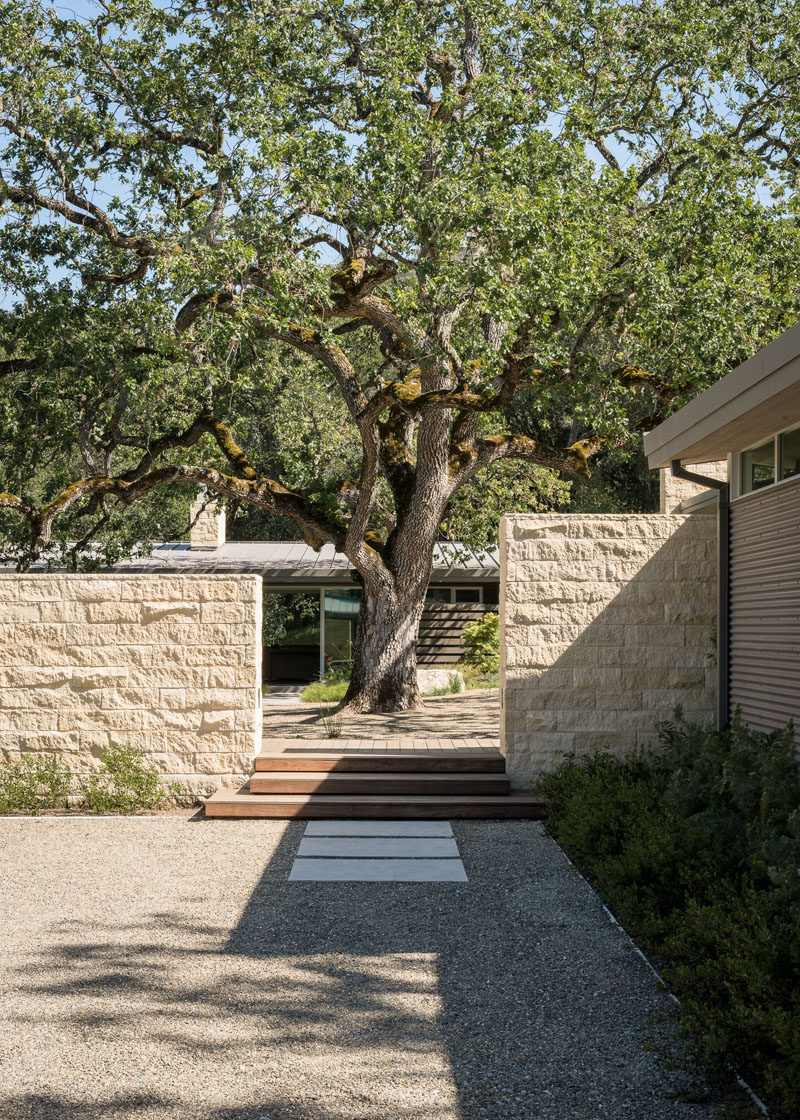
[205,786,546,820]
[254,750,506,773]
[249,771,510,796]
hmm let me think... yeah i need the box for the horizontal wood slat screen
[417,603,496,664]
[729,475,800,733]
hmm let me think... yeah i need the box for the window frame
[734,424,800,500]
[424,585,484,605]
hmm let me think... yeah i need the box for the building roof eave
[643,321,800,468]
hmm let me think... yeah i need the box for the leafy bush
[460,612,500,675]
[537,710,800,1118]
[0,755,72,815]
[80,743,177,814]
[301,679,349,703]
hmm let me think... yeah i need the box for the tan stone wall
[660,461,727,513]
[0,574,262,803]
[500,513,717,787]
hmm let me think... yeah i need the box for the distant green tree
[443,459,570,549]
[1,0,799,709]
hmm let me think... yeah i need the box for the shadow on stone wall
[501,514,717,787]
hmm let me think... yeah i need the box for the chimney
[189,494,226,550]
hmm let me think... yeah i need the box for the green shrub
[460,612,500,675]
[80,743,177,814]
[0,755,73,815]
[537,710,800,1118]
[301,679,350,703]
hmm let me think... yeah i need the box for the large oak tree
[1,0,799,709]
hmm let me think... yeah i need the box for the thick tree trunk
[342,580,426,713]
[342,407,452,712]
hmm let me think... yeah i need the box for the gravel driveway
[0,817,740,1120]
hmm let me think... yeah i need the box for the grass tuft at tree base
[301,679,350,704]
[536,709,800,1119]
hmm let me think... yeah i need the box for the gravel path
[264,690,499,740]
[0,817,740,1120]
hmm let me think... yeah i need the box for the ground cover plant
[0,754,71,815]
[2,0,800,711]
[0,744,177,814]
[537,711,800,1118]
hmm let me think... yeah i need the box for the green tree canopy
[1,0,799,706]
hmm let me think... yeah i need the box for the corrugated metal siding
[417,603,495,665]
[729,475,800,731]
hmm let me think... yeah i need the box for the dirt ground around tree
[263,689,500,741]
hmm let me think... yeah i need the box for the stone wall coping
[0,573,258,581]
[502,512,713,522]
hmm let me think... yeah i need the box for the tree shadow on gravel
[3,821,737,1120]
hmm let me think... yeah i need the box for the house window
[425,586,484,604]
[781,426,800,481]
[741,438,775,493]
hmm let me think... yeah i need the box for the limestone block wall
[0,574,262,803]
[500,513,717,787]
[660,461,727,513]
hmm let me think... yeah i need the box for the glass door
[322,588,361,680]
[262,591,320,682]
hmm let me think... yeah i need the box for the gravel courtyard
[0,817,740,1120]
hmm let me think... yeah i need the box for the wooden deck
[205,692,530,820]
[261,737,500,754]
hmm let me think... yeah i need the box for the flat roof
[644,321,800,468]
[113,540,499,584]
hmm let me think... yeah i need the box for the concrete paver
[296,837,461,858]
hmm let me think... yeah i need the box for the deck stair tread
[254,751,505,773]
[205,740,543,820]
[205,786,546,820]
[249,771,510,795]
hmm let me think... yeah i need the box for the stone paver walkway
[289,819,469,881]
[0,816,744,1119]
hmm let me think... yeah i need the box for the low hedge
[536,710,800,1119]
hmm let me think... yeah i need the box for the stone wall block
[200,601,249,624]
[674,561,716,582]
[594,689,643,711]
[0,710,60,731]
[86,602,142,624]
[0,574,261,795]
[140,602,201,624]
[59,709,149,733]
[566,519,629,539]
[624,623,687,647]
